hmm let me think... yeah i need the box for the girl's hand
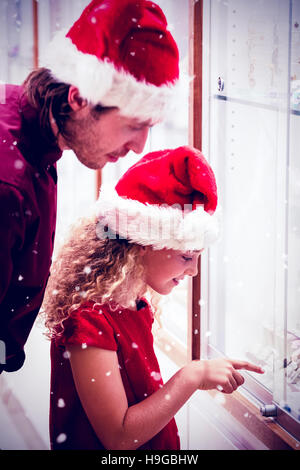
[188,358,264,394]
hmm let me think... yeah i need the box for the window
[101,0,191,358]
[200,0,300,441]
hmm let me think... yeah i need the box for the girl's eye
[182,255,192,262]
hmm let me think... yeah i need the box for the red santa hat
[43,0,179,123]
[95,146,220,251]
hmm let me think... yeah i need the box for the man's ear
[67,86,88,111]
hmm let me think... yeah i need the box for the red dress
[50,299,180,450]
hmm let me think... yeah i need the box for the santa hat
[43,0,179,123]
[95,146,220,251]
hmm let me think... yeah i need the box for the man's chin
[73,152,105,170]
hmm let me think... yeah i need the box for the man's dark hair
[23,68,115,145]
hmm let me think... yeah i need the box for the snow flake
[131,342,139,349]
[84,266,92,275]
[56,433,67,444]
[132,17,137,22]
[134,439,139,443]
[91,378,96,382]
[18,275,23,281]
[198,298,205,307]
[165,394,171,400]
[14,159,24,170]
[52,289,58,296]
[90,16,97,24]
[216,385,223,391]
[57,398,65,408]
[150,371,161,381]
[98,330,103,335]
[63,350,71,359]
[194,329,199,335]
[81,343,87,349]
[130,51,136,56]
[106,370,112,377]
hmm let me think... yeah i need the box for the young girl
[43,146,263,450]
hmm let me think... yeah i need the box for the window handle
[260,404,277,417]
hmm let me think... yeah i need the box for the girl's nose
[185,258,199,277]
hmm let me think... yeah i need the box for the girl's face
[142,247,202,295]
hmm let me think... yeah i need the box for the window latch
[260,404,277,417]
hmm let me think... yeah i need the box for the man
[0,0,179,373]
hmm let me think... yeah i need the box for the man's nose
[128,127,150,154]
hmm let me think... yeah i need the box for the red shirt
[50,299,180,450]
[0,85,62,372]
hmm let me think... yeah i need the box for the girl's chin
[146,279,178,296]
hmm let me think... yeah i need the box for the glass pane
[37,0,96,252]
[203,0,291,397]
[0,0,33,83]
[285,0,300,421]
[101,0,190,348]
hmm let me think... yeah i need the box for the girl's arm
[68,345,263,450]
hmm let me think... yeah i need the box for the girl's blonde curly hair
[42,215,160,339]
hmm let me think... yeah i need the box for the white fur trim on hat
[42,31,178,123]
[94,187,220,251]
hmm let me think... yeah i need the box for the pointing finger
[230,359,264,374]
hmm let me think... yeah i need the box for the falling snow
[84,266,92,275]
[14,159,24,170]
[57,398,65,408]
[63,350,71,359]
[150,371,161,381]
[56,433,67,444]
